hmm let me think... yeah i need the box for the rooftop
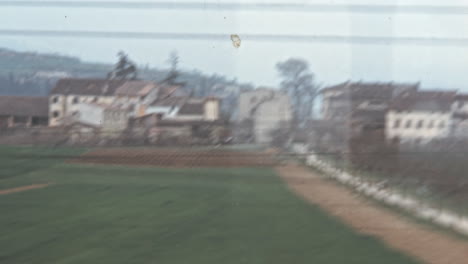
[321,81,419,96]
[0,96,49,117]
[50,78,127,96]
[390,90,457,112]
[455,94,468,100]
[114,81,157,96]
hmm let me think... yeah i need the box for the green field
[0,146,419,264]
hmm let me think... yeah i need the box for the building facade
[238,88,292,144]
[385,90,456,144]
[48,78,162,126]
[253,95,292,144]
[238,88,278,121]
[73,103,129,132]
[319,82,419,150]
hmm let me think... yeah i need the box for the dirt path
[276,164,468,264]
[0,183,50,195]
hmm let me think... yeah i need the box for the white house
[253,95,292,144]
[48,78,160,126]
[73,103,129,131]
[238,88,278,121]
[238,88,293,144]
[386,90,456,144]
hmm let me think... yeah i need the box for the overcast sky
[1,0,468,90]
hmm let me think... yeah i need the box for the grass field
[0,146,419,264]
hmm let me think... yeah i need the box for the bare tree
[108,51,138,80]
[276,58,317,126]
[165,50,180,85]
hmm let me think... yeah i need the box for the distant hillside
[0,48,253,119]
[0,48,114,96]
[0,48,112,77]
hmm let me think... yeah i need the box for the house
[49,78,161,126]
[320,81,419,126]
[238,88,279,121]
[317,81,418,169]
[128,96,224,145]
[386,90,456,144]
[72,103,130,132]
[0,96,49,128]
[319,82,419,148]
[253,95,292,144]
[113,80,161,117]
[48,77,224,145]
[238,88,293,144]
[49,79,126,126]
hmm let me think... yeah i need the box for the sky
[1,0,468,90]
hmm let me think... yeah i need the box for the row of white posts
[305,154,468,236]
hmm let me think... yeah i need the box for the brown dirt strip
[276,164,468,264]
[71,148,279,168]
[0,183,50,195]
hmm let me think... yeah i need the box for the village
[3,2,468,263]
[1,70,468,155]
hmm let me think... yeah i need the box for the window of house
[52,111,60,118]
[14,116,28,124]
[416,120,424,129]
[405,120,412,128]
[427,120,434,129]
[72,97,79,104]
[52,96,59,103]
[393,119,401,128]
